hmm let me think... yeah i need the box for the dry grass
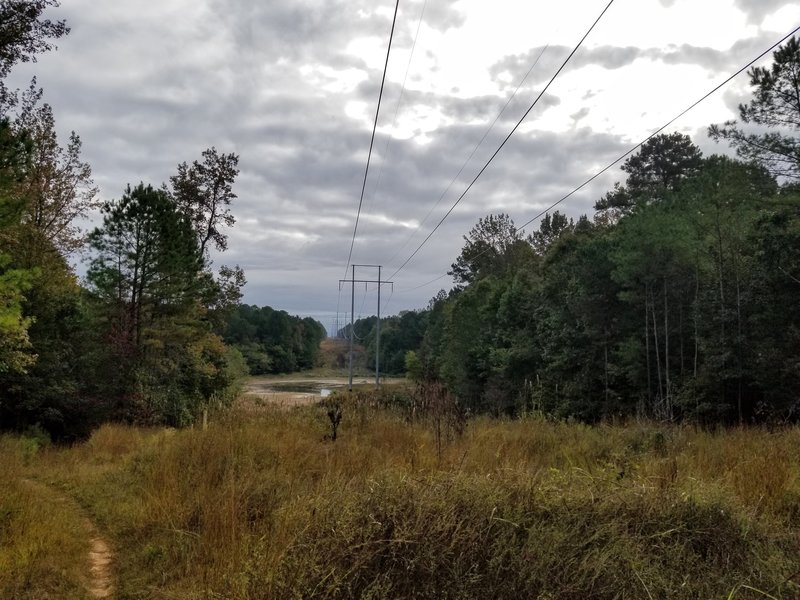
[3,401,800,598]
[0,436,89,599]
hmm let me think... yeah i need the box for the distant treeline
[337,311,428,375]
[225,305,326,374]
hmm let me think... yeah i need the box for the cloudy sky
[6,0,800,331]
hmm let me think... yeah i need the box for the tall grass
[5,404,800,598]
[0,436,88,599]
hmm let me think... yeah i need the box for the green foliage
[748,200,800,418]
[417,143,799,423]
[528,210,573,255]
[411,35,800,423]
[405,350,422,381]
[0,8,247,439]
[87,183,202,340]
[341,309,429,376]
[621,131,703,196]
[595,132,702,219]
[448,212,532,286]
[223,304,326,374]
[710,36,800,179]
[0,0,69,81]
[0,88,102,439]
[169,146,239,257]
[0,252,34,374]
[331,48,800,423]
[0,117,34,377]
[13,90,99,255]
[84,183,245,427]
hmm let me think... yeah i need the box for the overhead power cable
[343,0,401,279]
[381,286,395,315]
[387,0,616,281]
[386,42,551,266]
[366,0,429,223]
[517,23,800,231]
[335,286,343,337]
[352,283,371,341]
[394,23,800,296]
[396,272,449,294]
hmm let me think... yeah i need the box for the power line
[357,282,370,318]
[334,282,343,337]
[381,285,395,315]
[366,0,428,225]
[393,23,800,297]
[396,272,449,294]
[517,23,800,231]
[387,0,616,281]
[344,0,402,279]
[385,42,551,266]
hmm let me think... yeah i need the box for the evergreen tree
[595,133,702,217]
[710,36,800,179]
[449,213,532,286]
[86,183,244,426]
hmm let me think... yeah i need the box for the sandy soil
[85,519,114,598]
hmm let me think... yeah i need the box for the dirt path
[85,517,114,598]
[21,479,115,598]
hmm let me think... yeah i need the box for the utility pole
[376,266,381,386]
[339,264,393,391]
[349,264,355,390]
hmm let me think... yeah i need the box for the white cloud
[3,0,795,318]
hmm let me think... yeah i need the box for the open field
[243,371,406,408]
[2,396,800,599]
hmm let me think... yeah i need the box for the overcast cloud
[5,0,800,332]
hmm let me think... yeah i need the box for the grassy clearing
[0,436,89,599]
[3,401,800,598]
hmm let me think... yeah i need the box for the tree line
[225,304,326,374]
[336,311,428,376]
[0,2,324,440]
[381,37,800,424]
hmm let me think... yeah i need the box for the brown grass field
[2,382,800,598]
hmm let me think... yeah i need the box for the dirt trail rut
[21,479,115,598]
[84,517,114,598]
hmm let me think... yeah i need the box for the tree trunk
[645,286,652,407]
[651,289,664,418]
[604,338,609,406]
[715,210,726,343]
[664,277,671,419]
[694,263,699,378]
[734,254,744,425]
[679,299,685,378]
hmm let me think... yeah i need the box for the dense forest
[4,2,800,440]
[0,2,288,439]
[338,310,428,375]
[350,38,800,424]
[224,304,326,374]
[0,2,331,441]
